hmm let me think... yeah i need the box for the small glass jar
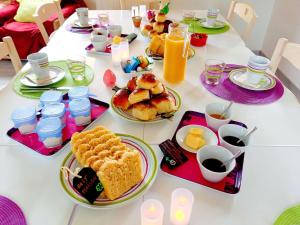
[11,106,37,134]
[40,90,63,106]
[42,103,66,126]
[36,117,63,148]
[68,86,89,100]
[69,98,91,126]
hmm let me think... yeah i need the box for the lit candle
[170,188,194,225]
[141,199,164,225]
[111,44,122,66]
[119,40,129,61]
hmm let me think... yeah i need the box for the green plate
[200,20,226,29]
[111,87,182,123]
[13,60,94,99]
[274,205,300,225]
[59,134,158,209]
[229,68,276,91]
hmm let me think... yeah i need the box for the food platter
[145,47,195,61]
[59,134,158,209]
[111,87,181,123]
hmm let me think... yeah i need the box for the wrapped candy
[103,69,116,87]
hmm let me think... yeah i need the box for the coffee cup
[108,25,122,37]
[247,55,270,84]
[27,52,49,78]
[91,28,108,38]
[91,35,108,52]
[76,7,89,27]
[218,124,249,155]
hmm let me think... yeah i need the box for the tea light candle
[170,188,194,225]
[119,40,129,61]
[141,199,164,225]
[111,44,122,66]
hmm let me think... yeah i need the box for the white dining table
[1,10,300,225]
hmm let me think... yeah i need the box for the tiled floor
[0,60,299,102]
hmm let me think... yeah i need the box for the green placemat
[13,60,94,99]
[181,19,230,35]
[274,205,300,225]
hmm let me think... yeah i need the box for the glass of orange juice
[163,23,189,84]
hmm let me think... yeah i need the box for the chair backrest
[33,0,64,44]
[0,36,22,73]
[270,38,300,74]
[226,0,258,40]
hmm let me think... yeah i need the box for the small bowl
[196,145,236,183]
[205,102,231,131]
[190,33,207,47]
[218,124,249,155]
[176,125,218,153]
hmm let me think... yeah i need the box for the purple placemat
[200,64,284,105]
[66,23,97,34]
[0,196,26,225]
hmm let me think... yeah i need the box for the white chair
[0,36,22,73]
[33,0,64,44]
[226,0,258,40]
[120,0,144,10]
[270,38,300,74]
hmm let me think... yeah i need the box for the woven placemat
[274,205,300,225]
[13,60,94,99]
[0,195,27,225]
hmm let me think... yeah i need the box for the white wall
[262,0,300,89]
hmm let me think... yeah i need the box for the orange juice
[163,23,188,84]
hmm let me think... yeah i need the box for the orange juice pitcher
[163,23,189,84]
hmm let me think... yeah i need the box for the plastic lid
[68,86,89,99]
[42,103,65,118]
[36,117,62,135]
[69,98,91,112]
[11,106,36,122]
[40,90,63,103]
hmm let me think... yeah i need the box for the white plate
[59,134,158,209]
[20,66,66,87]
[200,20,226,29]
[229,68,276,91]
[176,125,218,153]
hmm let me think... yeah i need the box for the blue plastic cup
[36,117,63,148]
[42,103,66,126]
[40,90,63,107]
[69,98,91,126]
[11,106,37,134]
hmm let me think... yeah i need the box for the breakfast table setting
[1,5,300,225]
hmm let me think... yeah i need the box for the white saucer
[200,20,226,29]
[176,125,218,153]
[72,18,97,28]
[229,68,276,91]
[20,66,66,87]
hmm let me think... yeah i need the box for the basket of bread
[59,126,158,209]
[112,73,181,122]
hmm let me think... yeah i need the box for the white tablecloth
[0,10,300,225]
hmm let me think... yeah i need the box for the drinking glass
[67,56,86,81]
[204,59,225,85]
[98,13,109,27]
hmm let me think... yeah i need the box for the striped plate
[111,87,181,123]
[59,134,158,209]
